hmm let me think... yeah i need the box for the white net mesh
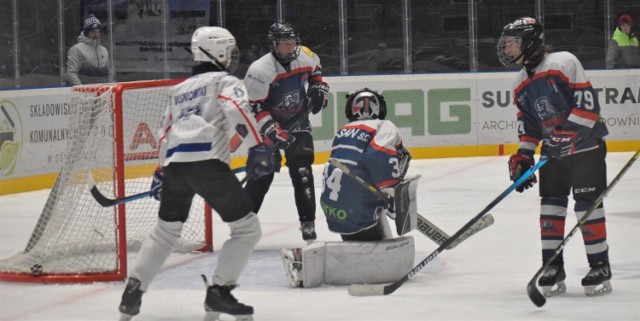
[0,80,209,281]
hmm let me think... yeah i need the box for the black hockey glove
[247,141,275,179]
[508,153,537,193]
[150,166,164,201]
[307,81,329,114]
[545,129,579,160]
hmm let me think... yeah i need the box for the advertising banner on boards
[0,70,638,181]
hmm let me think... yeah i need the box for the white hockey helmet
[191,26,239,70]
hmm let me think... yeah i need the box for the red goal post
[0,79,214,283]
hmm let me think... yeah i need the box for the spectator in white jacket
[65,14,110,85]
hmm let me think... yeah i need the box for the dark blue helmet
[268,22,301,62]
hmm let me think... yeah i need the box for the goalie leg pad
[298,236,415,287]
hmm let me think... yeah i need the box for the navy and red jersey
[321,119,405,235]
[511,51,608,156]
[243,46,323,134]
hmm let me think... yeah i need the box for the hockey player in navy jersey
[320,88,410,241]
[243,22,330,243]
[497,17,612,297]
[118,26,273,321]
[279,88,416,288]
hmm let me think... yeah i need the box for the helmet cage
[268,23,301,62]
[345,88,387,121]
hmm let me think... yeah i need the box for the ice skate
[119,277,144,320]
[203,284,253,321]
[538,264,566,297]
[582,262,612,296]
[279,248,303,288]
[300,221,317,244]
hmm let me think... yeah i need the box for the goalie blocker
[280,236,415,288]
[391,175,419,236]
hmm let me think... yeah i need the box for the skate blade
[203,311,254,321]
[541,281,567,297]
[584,280,612,297]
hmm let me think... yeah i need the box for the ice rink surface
[1,153,639,321]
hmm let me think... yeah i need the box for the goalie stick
[88,166,247,207]
[348,157,548,296]
[527,149,640,307]
[329,158,494,249]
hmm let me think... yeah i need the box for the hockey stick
[527,149,640,307]
[348,157,548,296]
[329,158,494,249]
[88,166,247,207]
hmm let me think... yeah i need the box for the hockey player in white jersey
[279,88,416,288]
[118,26,274,321]
[243,22,330,243]
[497,17,611,297]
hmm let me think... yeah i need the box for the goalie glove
[508,153,536,193]
[306,81,329,114]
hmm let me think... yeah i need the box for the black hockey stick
[88,166,247,207]
[329,158,494,249]
[527,149,640,307]
[348,157,548,296]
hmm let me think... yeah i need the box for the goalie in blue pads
[280,88,417,287]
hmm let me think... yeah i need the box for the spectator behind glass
[608,14,640,68]
[65,14,110,85]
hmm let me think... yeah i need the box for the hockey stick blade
[88,167,247,207]
[348,157,548,296]
[86,170,152,207]
[416,213,494,249]
[526,149,639,307]
[447,213,495,249]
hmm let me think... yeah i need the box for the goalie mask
[497,17,543,67]
[191,26,239,71]
[268,22,301,62]
[345,88,387,121]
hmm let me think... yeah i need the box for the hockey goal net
[0,79,214,283]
